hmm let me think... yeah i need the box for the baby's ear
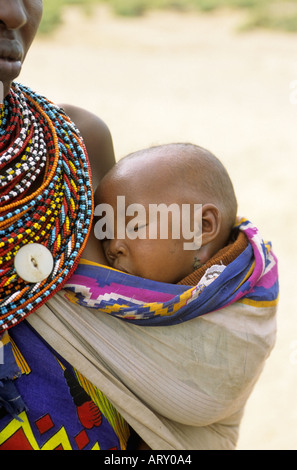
[197,204,222,263]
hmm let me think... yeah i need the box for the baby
[93,143,238,284]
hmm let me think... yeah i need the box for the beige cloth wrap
[27,289,277,450]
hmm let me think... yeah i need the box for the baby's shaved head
[96,142,239,278]
[117,143,238,234]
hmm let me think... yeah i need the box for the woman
[0,0,132,450]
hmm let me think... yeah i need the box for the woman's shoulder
[60,103,115,189]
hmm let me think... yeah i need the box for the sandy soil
[19,5,297,450]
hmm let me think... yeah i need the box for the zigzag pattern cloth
[64,217,279,326]
[0,322,129,450]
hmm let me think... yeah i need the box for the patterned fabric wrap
[0,83,93,332]
[64,218,279,326]
[0,322,129,450]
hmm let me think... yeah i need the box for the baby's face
[95,157,200,283]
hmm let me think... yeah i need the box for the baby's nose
[106,238,128,260]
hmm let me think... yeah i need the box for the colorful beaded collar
[0,83,93,332]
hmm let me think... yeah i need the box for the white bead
[14,243,54,283]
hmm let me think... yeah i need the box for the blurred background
[20,0,297,449]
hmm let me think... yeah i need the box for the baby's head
[95,143,237,283]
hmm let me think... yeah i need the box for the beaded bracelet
[0,83,94,332]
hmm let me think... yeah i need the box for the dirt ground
[19,5,297,450]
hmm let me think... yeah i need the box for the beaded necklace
[0,83,93,332]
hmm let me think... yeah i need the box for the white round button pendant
[14,243,54,283]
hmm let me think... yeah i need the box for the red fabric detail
[0,427,34,450]
[35,414,54,435]
[77,401,102,429]
[75,429,90,450]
